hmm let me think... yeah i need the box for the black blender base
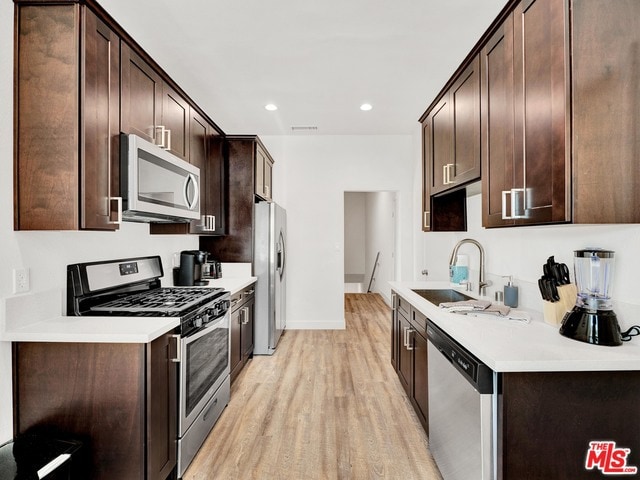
[559,307,622,346]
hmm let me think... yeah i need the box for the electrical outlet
[13,268,30,293]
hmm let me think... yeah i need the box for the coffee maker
[559,248,622,346]
[174,250,209,286]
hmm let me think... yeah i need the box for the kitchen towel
[439,299,492,313]
[439,300,512,317]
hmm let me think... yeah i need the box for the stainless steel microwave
[120,133,200,223]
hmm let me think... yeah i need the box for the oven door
[179,311,230,436]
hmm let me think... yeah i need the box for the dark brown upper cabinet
[14,3,121,230]
[482,0,570,228]
[255,143,274,202]
[482,0,640,227]
[420,55,480,231]
[121,42,190,162]
[200,136,274,263]
[426,56,481,197]
[422,0,640,230]
[120,42,162,145]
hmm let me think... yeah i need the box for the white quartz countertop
[389,281,640,373]
[203,277,256,295]
[1,276,256,344]
[2,315,180,343]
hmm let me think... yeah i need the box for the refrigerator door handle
[277,229,286,279]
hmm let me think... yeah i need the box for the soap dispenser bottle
[503,275,519,308]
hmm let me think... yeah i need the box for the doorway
[343,191,397,303]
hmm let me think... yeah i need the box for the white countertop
[203,277,256,295]
[1,276,256,344]
[390,281,640,373]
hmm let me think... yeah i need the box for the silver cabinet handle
[241,307,250,325]
[404,327,414,351]
[155,125,166,148]
[170,334,181,363]
[154,126,172,151]
[447,163,455,184]
[108,197,122,225]
[501,188,527,219]
[442,165,448,185]
[200,215,216,232]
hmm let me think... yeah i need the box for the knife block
[543,283,578,327]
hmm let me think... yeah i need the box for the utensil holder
[542,283,577,326]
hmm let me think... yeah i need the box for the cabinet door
[230,307,242,382]
[397,310,412,397]
[391,293,399,369]
[421,121,432,231]
[147,333,178,480]
[514,0,570,225]
[481,14,516,228]
[14,4,80,230]
[162,83,190,161]
[255,144,268,200]
[428,96,453,195]
[188,110,209,233]
[412,331,429,434]
[82,9,120,231]
[264,157,273,201]
[121,42,162,144]
[450,55,481,186]
[241,298,255,359]
[207,132,226,235]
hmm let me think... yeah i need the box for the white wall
[261,135,414,329]
[0,0,199,442]
[344,192,366,275]
[364,192,396,303]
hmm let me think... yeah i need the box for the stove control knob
[202,313,209,324]
[194,317,203,328]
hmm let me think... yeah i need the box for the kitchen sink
[412,289,473,306]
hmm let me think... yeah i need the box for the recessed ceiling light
[360,103,373,111]
[265,104,278,111]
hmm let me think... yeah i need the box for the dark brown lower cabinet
[499,370,640,479]
[393,293,428,433]
[13,334,177,480]
[391,293,640,479]
[229,284,256,383]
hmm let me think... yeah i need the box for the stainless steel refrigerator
[253,202,286,354]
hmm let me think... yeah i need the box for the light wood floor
[184,293,442,479]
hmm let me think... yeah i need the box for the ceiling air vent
[290,126,318,132]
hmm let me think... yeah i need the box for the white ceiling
[100,0,507,136]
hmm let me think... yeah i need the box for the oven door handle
[170,334,181,363]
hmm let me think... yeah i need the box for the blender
[559,248,622,346]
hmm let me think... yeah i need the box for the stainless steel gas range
[67,255,231,477]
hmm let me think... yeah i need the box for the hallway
[185,293,441,479]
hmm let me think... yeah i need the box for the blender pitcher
[559,249,622,346]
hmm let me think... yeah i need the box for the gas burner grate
[90,287,224,315]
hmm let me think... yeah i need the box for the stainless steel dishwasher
[427,320,496,480]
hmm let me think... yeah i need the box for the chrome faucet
[449,238,492,296]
